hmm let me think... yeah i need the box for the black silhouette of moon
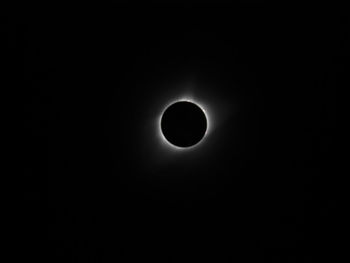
[160,101,207,148]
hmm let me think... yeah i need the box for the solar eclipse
[160,101,208,149]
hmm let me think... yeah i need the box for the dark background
[15,5,343,262]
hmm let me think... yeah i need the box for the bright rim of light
[158,97,211,151]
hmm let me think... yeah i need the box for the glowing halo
[157,97,211,151]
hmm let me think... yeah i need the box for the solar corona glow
[135,81,232,168]
[158,98,210,151]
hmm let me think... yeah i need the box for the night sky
[17,5,343,262]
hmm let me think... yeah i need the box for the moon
[160,100,208,149]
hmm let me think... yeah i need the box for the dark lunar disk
[161,101,207,148]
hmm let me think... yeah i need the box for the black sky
[17,6,343,262]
